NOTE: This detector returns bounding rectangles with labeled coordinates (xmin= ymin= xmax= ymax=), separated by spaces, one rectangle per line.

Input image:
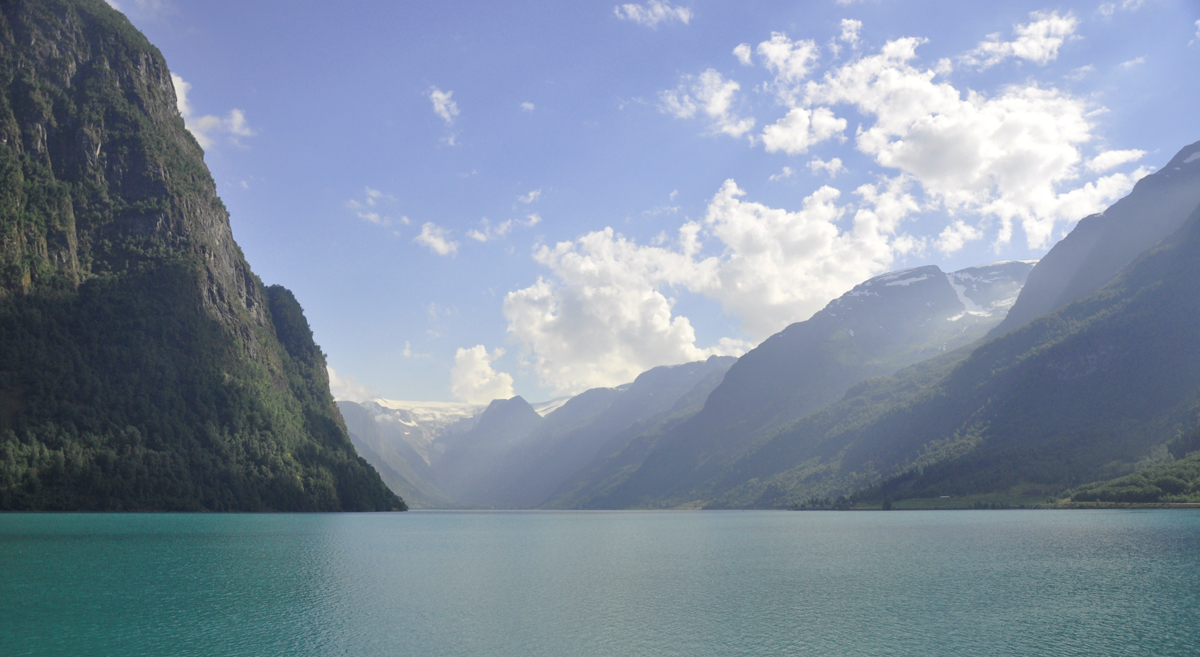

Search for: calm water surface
xmin=2 ymin=510 xmax=1198 ymax=656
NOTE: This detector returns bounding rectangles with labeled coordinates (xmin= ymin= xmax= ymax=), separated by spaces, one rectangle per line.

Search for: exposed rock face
xmin=0 ymin=0 xmax=402 ymax=511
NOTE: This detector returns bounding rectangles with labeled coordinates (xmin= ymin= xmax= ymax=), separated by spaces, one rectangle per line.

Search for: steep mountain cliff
xmin=0 ymin=0 xmax=402 ymax=510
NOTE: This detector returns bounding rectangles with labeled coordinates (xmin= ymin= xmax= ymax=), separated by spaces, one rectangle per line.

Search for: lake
xmin=2 ymin=510 xmax=1198 ymax=656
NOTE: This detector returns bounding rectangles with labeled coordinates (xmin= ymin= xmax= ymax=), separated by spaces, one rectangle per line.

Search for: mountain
xmin=0 ymin=0 xmax=401 ymax=511
xmin=483 ymin=355 xmax=737 ymax=508
xmin=336 ymin=356 xmax=736 ymax=508
xmin=562 ymin=261 xmax=1033 ymax=508
xmin=697 ymin=143 xmax=1200 ymax=508
xmin=338 ymin=401 xmax=451 ymax=508
xmin=990 ymin=140 xmax=1200 ymax=337
xmin=432 ymin=396 xmax=546 ymax=503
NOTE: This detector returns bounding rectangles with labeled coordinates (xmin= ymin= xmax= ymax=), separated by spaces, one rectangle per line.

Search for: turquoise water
xmin=2 ymin=511 xmax=1198 ymax=656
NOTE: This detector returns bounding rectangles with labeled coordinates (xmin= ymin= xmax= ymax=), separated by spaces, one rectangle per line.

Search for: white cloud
xmin=327 ymin=366 xmax=376 ymax=403
xmin=733 ymin=43 xmax=753 ymax=66
xmin=769 ymin=166 xmax=795 ymax=182
xmin=414 ymin=222 xmax=459 ymax=255
xmin=347 ymin=186 xmax=407 ymax=227
xmin=467 ymin=218 xmax=514 ymax=242
xmin=962 ymin=11 xmax=1078 ymax=69
xmin=524 ymin=213 xmax=543 ymax=227
xmin=1194 ymin=20 xmax=1200 ymax=45
xmin=429 ymin=87 xmax=460 ymax=145
xmin=1066 ymin=64 xmax=1094 ymax=80
xmin=659 ymin=69 xmax=755 ymax=138
xmin=760 ymin=106 xmax=846 ymax=154
xmin=451 ymin=346 xmax=514 ymax=404
xmin=519 ymin=189 xmax=542 ymax=203
xmin=104 ymin=0 xmax=120 ymax=9
xmin=1087 ymin=149 xmax=1145 ymax=172
xmin=170 ymin=74 xmax=255 ymax=150
xmin=839 ymin=19 xmax=863 ymax=48
xmin=808 ymin=157 xmax=846 ymax=177
xmin=504 ymin=179 xmax=918 ymax=392
xmin=613 ymin=0 xmax=692 ymax=27
xmin=429 ymin=87 xmax=459 ymax=125
xmin=935 ymin=219 xmax=984 ymax=254
xmin=521 ymin=101 xmax=536 ymax=111
xmin=1119 ymin=56 xmax=1146 ymax=69
xmin=757 ymin=32 xmax=820 ymax=106
xmin=806 ymin=36 xmax=1136 ymax=248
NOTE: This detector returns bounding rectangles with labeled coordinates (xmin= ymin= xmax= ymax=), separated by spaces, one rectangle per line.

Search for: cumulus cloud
xmin=170 ymin=74 xmax=255 ymax=150
xmin=327 ymin=366 xmax=376 ymax=403
xmin=519 ymin=189 xmax=542 ymax=203
xmin=521 ymin=101 xmax=536 ymax=111
xmin=808 ymin=157 xmax=845 ymax=177
xmin=614 ymin=0 xmax=692 ymax=27
xmin=1087 ymin=149 xmax=1145 ymax=172
xmin=769 ymin=166 xmax=795 ymax=182
xmin=414 ymin=222 xmax=459 ymax=255
xmin=1119 ymin=56 xmax=1146 ymax=69
xmin=757 ymin=32 xmax=820 ymax=106
xmin=450 ymin=346 xmax=515 ymax=404
xmin=660 ymin=69 xmax=755 ymax=138
xmin=935 ymin=219 xmax=984 ymax=254
xmin=104 ymin=0 xmax=120 ymax=9
xmin=806 ymin=35 xmax=1137 ymax=248
xmin=962 ymin=11 xmax=1078 ymax=69
xmin=839 ymin=19 xmax=863 ymax=48
xmin=733 ymin=43 xmax=753 ymax=66
xmin=760 ymin=106 xmax=846 ymax=154
xmin=504 ymin=179 xmax=918 ymax=392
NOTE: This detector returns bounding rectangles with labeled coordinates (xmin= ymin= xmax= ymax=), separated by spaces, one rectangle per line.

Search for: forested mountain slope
xmin=0 ymin=0 xmax=401 ymax=511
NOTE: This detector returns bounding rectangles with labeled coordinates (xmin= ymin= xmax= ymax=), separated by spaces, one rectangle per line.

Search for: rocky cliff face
xmin=0 ymin=0 xmax=262 ymax=330
xmin=0 ymin=0 xmax=402 ymax=511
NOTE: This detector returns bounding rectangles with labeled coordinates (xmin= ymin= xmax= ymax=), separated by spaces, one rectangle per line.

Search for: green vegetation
xmin=1062 ymin=453 xmax=1200 ymax=505
xmin=0 ymin=0 xmax=402 ymax=510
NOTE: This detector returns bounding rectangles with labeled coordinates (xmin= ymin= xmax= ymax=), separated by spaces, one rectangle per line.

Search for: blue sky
xmin=114 ymin=0 xmax=1200 ymax=403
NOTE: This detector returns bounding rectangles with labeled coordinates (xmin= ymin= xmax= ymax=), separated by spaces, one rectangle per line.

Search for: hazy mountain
xmin=697 ymin=142 xmax=1200 ymax=508
xmin=990 ymin=140 xmax=1200 ymax=337
xmin=478 ymin=356 xmax=737 ymax=509
xmin=0 ymin=0 xmax=401 ymax=511
xmin=565 ymin=261 xmax=1034 ymax=508
xmin=337 ymin=357 xmax=736 ymax=508
xmin=337 ymin=401 xmax=452 ymax=508
xmin=432 ymin=396 xmax=546 ymax=503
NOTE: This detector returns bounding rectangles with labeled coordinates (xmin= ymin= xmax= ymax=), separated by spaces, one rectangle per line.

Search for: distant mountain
xmin=337 ymin=401 xmax=452 ymax=508
xmin=0 ymin=0 xmax=400 ymax=511
xmin=990 ymin=140 xmax=1200 ymax=337
xmin=696 ymin=142 xmax=1200 ymax=508
xmin=564 ymin=261 xmax=1034 ymax=508
xmin=483 ymin=356 xmax=737 ymax=508
xmin=433 ymin=396 xmax=546 ymax=503
xmin=338 ymin=356 xmax=736 ymax=508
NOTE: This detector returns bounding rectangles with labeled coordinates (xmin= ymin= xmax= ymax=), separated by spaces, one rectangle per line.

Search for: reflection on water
xmin=2 ymin=510 xmax=1199 ymax=656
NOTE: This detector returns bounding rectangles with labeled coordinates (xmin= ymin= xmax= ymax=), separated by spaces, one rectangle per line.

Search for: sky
xmin=112 ymin=0 xmax=1200 ymax=404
